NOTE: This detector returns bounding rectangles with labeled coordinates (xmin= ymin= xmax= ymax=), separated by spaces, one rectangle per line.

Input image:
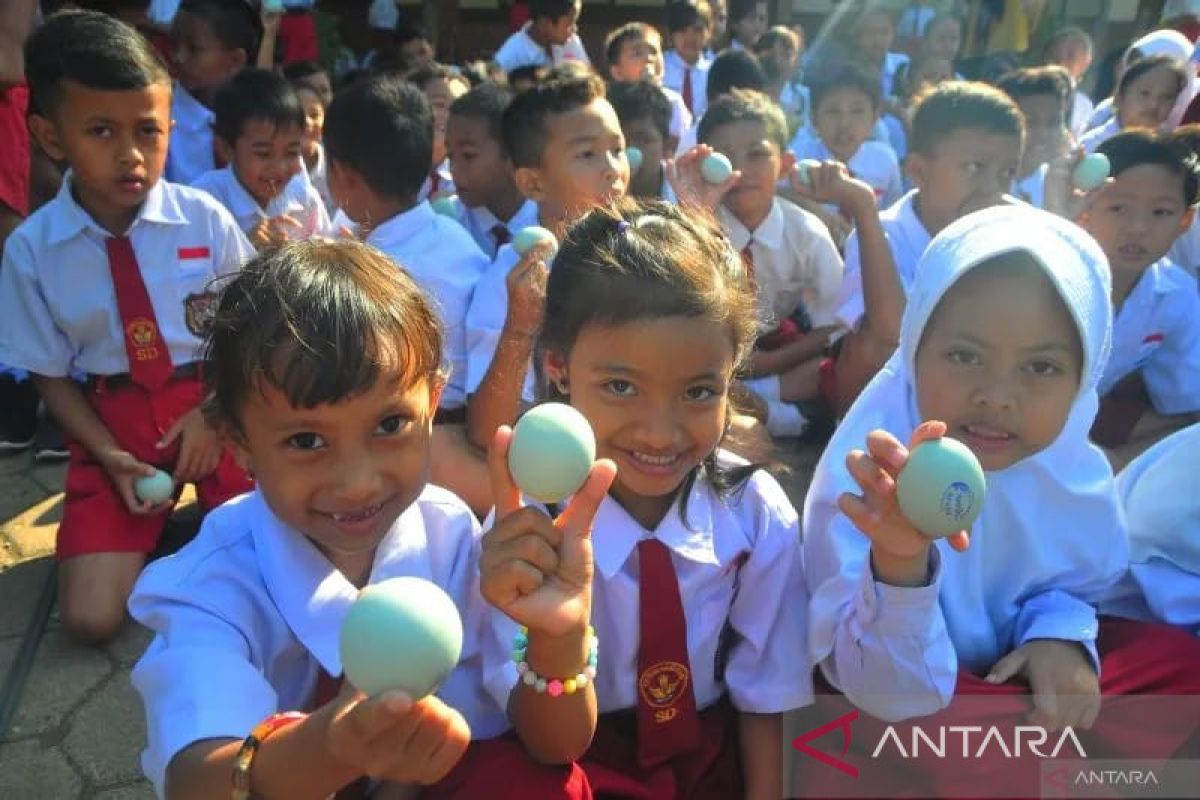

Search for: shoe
xmin=0 ymin=375 xmax=38 ymax=452
xmin=33 ymin=419 xmax=69 ymax=462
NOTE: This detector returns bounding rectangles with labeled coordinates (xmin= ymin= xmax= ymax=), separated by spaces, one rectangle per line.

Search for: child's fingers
xmin=908 ymin=419 xmax=948 ymax=449
xmin=273 ymin=214 xmax=303 ymax=230
xmin=1079 ymin=694 xmax=1101 ymax=730
xmin=837 ymin=491 xmax=880 ymax=533
xmin=862 ymin=432 xmax=909 ymax=478
xmin=986 ymin=647 xmax=1028 ymax=684
xmin=554 ymin=458 xmax=618 ymax=542
xmin=487 ymin=426 xmax=523 ymax=519
xmin=337 ymin=690 xmax=415 ymax=747
xmin=947 ymin=530 xmax=971 ymax=552
xmin=845 ymin=449 xmax=897 ymax=509
xmin=481 ymin=526 xmax=561 ymax=576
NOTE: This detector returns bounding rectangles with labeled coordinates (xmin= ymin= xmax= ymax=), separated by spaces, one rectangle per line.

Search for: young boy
xmin=662 ymin=0 xmax=712 ymax=119
xmin=289 ymin=79 xmax=333 ymax=213
xmin=726 ymin=0 xmax=767 ymax=51
xmin=410 ymin=65 xmax=471 ymax=200
xmin=166 ymin=0 xmax=260 ymax=184
xmin=790 ymin=65 xmax=902 ymax=208
xmin=323 ymin=74 xmax=488 ymax=423
xmin=673 ymin=47 xmax=767 ymax=156
xmin=604 ymin=22 xmax=691 ymax=153
xmin=852 ymin=5 xmax=908 ymax=99
xmin=608 ymin=80 xmax=676 ymax=201
xmin=445 ymin=83 xmax=539 ymax=259
xmin=0 ymin=10 xmax=254 ymax=644
xmin=493 ymin=0 xmax=590 ymax=75
xmin=754 ymin=25 xmax=806 ymax=129
xmin=1078 ymin=131 xmax=1200 ymax=445
xmin=1042 ymin=26 xmax=1095 ymax=136
xmin=281 ymin=59 xmax=333 ymax=107
xmin=192 ymin=68 xmax=330 ymax=248
xmin=396 ymin=23 xmax=436 ymax=74
xmin=997 ymin=66 xmax=1072 ymax=208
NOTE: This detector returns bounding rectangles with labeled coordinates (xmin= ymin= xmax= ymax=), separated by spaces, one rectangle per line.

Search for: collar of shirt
xmin=172 ymin=83 xmax=213 ymax=131
xmin=591 ymin=476 xmax=721 ymax=579
xmin=467 ymin=202 xmax=502 ymax=234
xmin=719 ymin=198 xmax=784 ymax=252
xmin=46 ymin=172 xmax=187 ymax=245
xmin=366 ymin=200 xmax=436 ymax=251
xmin=664 ymin=49 xmax=710 ymax=74
xmin=892 ymin=189 xmax=932 ymax=254
xmin=471 ymin=197 xmax=538 ymax=235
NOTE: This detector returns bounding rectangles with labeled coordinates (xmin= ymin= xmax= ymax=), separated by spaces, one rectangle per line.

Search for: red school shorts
xmin=56 ymin=373 xmax=253 ymax=561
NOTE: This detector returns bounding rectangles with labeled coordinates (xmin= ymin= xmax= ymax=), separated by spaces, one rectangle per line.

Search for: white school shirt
xmin=0 ymin=176 xmax=253 ymax=378
xmin=1167 ymin=214 xmax=1200 ymax=278
xmin=165 ymin=84 xmax=215 ymax=186
xmin=1079 ymin=116 xmax=1120 ymax=154
xmin=306 ymin=143 xmax=334 ymax=214
xmin=365 ymin=202 xmax=487 ymax=410
xmin=718 ymin=198 xmax=844 ymax=334
xmin=779 ymin=81 xmax=811 ymax=130
xmin=480 ymin=458 xmax=812 ymax=716
xmin=837 ymin=189 xmax=932 ymax=329
xmin=1070 ymin=90 xmax=1096 ymax=138
xmin=674 ymin=121 xmax=699 ymax=158
xmin=464 ymin=243 xmax=538 ymax=402
xmin=191 ymin=166 xmax=331 ymax=243
xmin=662 ymin=85 xmax=693 ymax=141
xmin=1099 ymin=259 xmax=1200 ymax=413
xmin=129 ymin=487 xmax=509 ymax=798
xmin=788 ymin=131 xmax=903 ymax=209
xmin=1012 ymin=163 xmax=1050 ymax=209
xmin=419 ymin=159 xmax=457 ymax=202
xmin=662 ymin=49 xmax=711 ymax=121
xmin=451 ymin=197 xmax=539 ymax=260
xmin=493 ymin=25 xmax=591 ymax=73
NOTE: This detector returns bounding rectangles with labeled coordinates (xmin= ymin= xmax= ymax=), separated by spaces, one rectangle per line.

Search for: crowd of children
xmin=1 ymin=1 xmax=1200 ymax=798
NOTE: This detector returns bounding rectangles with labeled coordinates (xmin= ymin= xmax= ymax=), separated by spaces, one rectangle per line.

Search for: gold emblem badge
xmin=126 ymin=317 xmax=160 ymax=361
xmin=639 ymin=661 xmax=690 ymax=722
xmin=184 ymin=291 xmax=219 ymax=337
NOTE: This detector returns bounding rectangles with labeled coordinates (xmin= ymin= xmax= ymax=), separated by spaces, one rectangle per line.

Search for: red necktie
xmin=312 ymin=668 xmax=371 ymax=799
xmin=429 ymin=169 xmax=441 ymax=196
xmin=681 ymin=68 xmax=694 ymax=114
xmin=741 ymin=241 xmax=757 ymax=284
xmin=106 ymin=237 xmax=174 ymax=389
xmin=636 ymin=539 xmax=701 ymax=767
xmin=491 ymin=223 xmax=511 ymax=254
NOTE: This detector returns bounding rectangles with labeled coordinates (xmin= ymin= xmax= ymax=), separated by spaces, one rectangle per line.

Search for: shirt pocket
xmin=175 ymin=247 xmax=220 ymax=337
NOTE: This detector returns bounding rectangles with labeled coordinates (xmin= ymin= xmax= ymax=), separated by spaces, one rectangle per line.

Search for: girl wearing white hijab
xmin=797 ymin=205 xmax=1200 ymax=798
xmin=1083 ymin=28 xmax=1199 ymax=134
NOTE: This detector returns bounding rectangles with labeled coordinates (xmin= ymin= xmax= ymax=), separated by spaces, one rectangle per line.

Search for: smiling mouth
xmin=322 ymin=500 xmax=386 ymax=525
xmin=960 ymin=423 xmax=1016 ymax=449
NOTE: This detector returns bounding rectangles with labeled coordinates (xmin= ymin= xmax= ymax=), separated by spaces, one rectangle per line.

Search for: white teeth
xmin=331 ymin=503 xmax=382 ymax=523
xmin=632 ymin=451 xmax=677 ymax=466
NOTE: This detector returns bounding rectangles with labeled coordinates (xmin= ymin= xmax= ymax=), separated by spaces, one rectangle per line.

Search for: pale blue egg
xmin=626 ymin=146 xmax=644 ymax=173
xmin=513 ymin=225 xmax=558 ymax=259
xmin=700 ymin=152 xmax=734 ymax=185
xmin=340 ymin=577 xmax=464 ymax=698
xmin=430 ymin=196 xmax=457 ymax=217
xmin=134 ymin=470 xmax=175 ymax=505
xmin=508 ymin=403 xmax=596 ymax=503
xmin=1072 ymin=153 xmax=1110 ymax=192
xmin=895 ymin=437 xmax=986 ymax=539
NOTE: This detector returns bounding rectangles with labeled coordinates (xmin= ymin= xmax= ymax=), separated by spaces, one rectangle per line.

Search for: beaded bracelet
xmin=512 ymin=625 xmax=599 ymax=697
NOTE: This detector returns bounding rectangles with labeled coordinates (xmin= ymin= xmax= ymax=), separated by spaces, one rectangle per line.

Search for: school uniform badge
xmin=639 ymin=661 xmax=690 ymax=722
xmin=184 ymin=292 xmax=219 ymax=337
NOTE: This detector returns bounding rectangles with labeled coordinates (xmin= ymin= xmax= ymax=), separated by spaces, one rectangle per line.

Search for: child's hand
xmin=789 ymin=159 xmax=875 ymax=218
xmin=479 ymin=425 xmax=617 ymax=637
xmin=1043 ymin=148 xmax=1111 ymax=221
xmin=95 ymin=446 xmax=173 ymax=516
xmin=503 ymin=245 xmax=551 ymax=338
xmin=323 ymin=689 xmax=471 ymax=786
xmin=157 ymin=407 xmax=222 ymax=483
xmin=666 ymin=144 xmax=741 ymax=211
xmin=838 ymin=420 xmax=970 ymax=586
xmin=249 ymin=215 xmax=302 ymax=249
xmin=260 ymin=6 xmax=282 ymax=34
xmin=986 ymin=640 xmax=1101 ymax=731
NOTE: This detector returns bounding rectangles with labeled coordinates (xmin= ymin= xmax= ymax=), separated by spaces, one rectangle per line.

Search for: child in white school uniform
xmin=192 ymin=68 xmax=330 ymax=249
xmin=851 ymin=5 xmax=909 ymax=99
xmin=604 ymin=22 xmax=692 ymax=153
xmin=290 ymin=81 xmax=334 ymax=214
xmin=165 ymin=0 xmax=259 ymax=184
xmin=799 ymin=204 xmax=1200 ymax=799
xmin=608 ymin=81 xmax=678 ymax=203
xmin=725 ymin=0 xmax=766 ymax=52
xmin=662 ymin=0 xmax=712 ymax=121
xmin=1080 ymin=55 xmax=1190 ymax=154
xmin=996 ymin=66 xmax=1073 ymax=209
xmin=426 ymin=199 xmax=810 ymax=800
xmin=412 ymin=65 xmax=470 ymax=201
xmin=0 ymin=10 xmax=255 ymax=646
xmin=493 ymin=0 xmax=590 ymax=75
xmin=129 ymin=240 xmax=510 ymax=799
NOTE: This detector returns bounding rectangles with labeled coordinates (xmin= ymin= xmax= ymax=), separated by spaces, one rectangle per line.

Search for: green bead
xmin=895 ymin=437 xmax=987 ymax=539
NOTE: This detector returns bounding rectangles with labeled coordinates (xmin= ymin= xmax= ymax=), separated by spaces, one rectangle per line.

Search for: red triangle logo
xmin=791 ymin=709 xmax=859 ymax=777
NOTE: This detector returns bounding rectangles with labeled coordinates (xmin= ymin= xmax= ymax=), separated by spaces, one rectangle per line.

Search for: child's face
xmin=612 ymin=34 xmax=664 ymax=85
xmin=707 ymin=119 xmax=792 ymax=226
xmin=400 ymin=38 xmax=435 ymax=73
xmin=233 ymin=372 xmax=442 ymax=569
xmin=621 ymin=116 xmax=666 ymax=198
xmin=1015 ymin=94 xmax=1067 ymax=173
xmin=671 ymin=22 xmax=708 ymax=64
xmin=922 ymin=18 xmax=961 ymax=62
xmin=915 ymin=263 xmax=1082 ymax=471
xmin=909 ymin=57 xmax=954 ymax=95
xmin=170 ymin=10 xmax=244 ymax=98
xmin=855 ymin=12 xmax=895 ymax=65
xmin=907 ymin=129 xmax=1021 ymax=234
xmin=522 ymin=98 xmax=629 ymax=221
xmin=1117 ymin=66 xmax=1180 ymax=129
xmin=296 ymin=87 xmax=325 ymax=154
xmin=1049 ymin=40 xmax=1091 ymax=82
xmin=300 ymin=72 xmax=334 ymax=108
xmin=1080 ymin=164 xmax=1194 ymax=275
xmin=764 ymin=36 xmax=799 ymax=80
xmin=423 ymin=77 xmax=468 ymax=167
xmin=813 ymin=86 xmax=877 ymax=163
xmin=731 ymin=2 xmax=767 ymax=47
xmin=224 ymin=120 xmax=305 ymax=208
xmin=31 ymin=80 xmax=171 ymax=234
xmin=548 ymin=1 xmax=583 ymax=46
xmin=709 ymin=0 xmax=728 ymax=42
xmin=547 ymin=315 xmax=735 ymax=526
xmin=446 ymin=113 xmax=515 ymax=210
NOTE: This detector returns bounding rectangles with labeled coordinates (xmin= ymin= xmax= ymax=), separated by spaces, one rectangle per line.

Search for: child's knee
xmin=57 ymin=553 xmax=143 ymax=645
xmin=58 ymin=592 xmax=127 ymax=644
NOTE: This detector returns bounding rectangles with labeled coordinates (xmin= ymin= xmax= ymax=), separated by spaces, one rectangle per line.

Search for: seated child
xmin=0 ymin=10 xmax=254 ymax=644
xmin=886 ymin=50 xmax=955 ymax=160
xmin=281 ymin=59 xmax=333 ymax=108
xmin=166 ymin=0 xmax=259 ymax=184
xmin=800 ymin=204 xmax=1200 ymax=798
xmin=192 ymin=68 xmax=330 ymax=248
xmin=673 ymin=48 xmax=767 ymax=157
xmin=754 ymin=25 xmax=807 ymax=130
xmin=323 ymin=75 xmax=488 ymax=421
xmin=996 ymin=66 xmax=1073 ymax=208
xmin=1078 ymin=130 xmax=1200 ymax=446
xmin=604 ymin=21 xmax=691 ymax=152
xmin=445 ymin=83 xmax=539 ymax=259
xmin=494 ymin=0 xmax=590 ymax=74
xmin=1041 ymin=26 xmax=1095 ymax=136
xmin=427 ymin=199 xmax=810 ymax=800
xmin=851 ymin=5 xmax=909 ymax=99
xmin=914 ymin=13 xmax=962 ymax=70
xmin=129 ymin=240 xmax=509 ymax=798
xmin=726 ymin=0 xmax=766 ymax=51
xmin=662 ymin=0 xmax=712 ymax=119
xmin=411 ymin=64 xmax=471 ymax=200
xmin=290 ymin=80 xmax=333 ymax=213
xmin=1082 ymin=29 xmax=1193 ymax=135
xmin=608 ymin=80 xmax=676 ymax=201
xmin=789 ymin=65 xmax=903 ymax=209
xmin=396 ymin=23 xmax=437 ymax=74
xmin=1080 ymin=54 xmax=1188 ymax=153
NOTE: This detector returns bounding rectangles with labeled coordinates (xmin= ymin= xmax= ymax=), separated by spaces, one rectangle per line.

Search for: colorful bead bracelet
xmin=512 ymin=625 xmax=598 ymax=697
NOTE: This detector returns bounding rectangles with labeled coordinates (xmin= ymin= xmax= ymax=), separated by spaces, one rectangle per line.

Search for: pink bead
xmin=547 ymin=679 xmax=564 ymax=697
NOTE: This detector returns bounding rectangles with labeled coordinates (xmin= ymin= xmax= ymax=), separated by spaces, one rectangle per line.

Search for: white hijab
xmin=1086 ymin=28 xmax=1199 ymax=132
xmin=804 ymin=205 xmax=1129 ymax=673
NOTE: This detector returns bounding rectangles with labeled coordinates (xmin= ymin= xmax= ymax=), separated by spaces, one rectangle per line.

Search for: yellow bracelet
xmin=231 ymin=711 xmax=306 ymax=800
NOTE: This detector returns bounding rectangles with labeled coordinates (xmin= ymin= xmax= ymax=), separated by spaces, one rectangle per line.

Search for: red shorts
xmin=278 ymin=11 xmax=319 ymax=65
xmin=56 ymin=374 xmax=252 ymax=561
xmin=0 ymin=84 xmax=30 ymax=217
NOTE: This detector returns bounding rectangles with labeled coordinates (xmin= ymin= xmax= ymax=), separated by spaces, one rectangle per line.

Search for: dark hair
xmin=502 ymin=74 xmax=607 ymax=168
xmin=665 ymin=0 xmax=710 ymax=34
xmin=506 ymin=63 xmax=548 ymax=88
xmin=608 ymin=80 xmax=672 ymax=140
xmin=540 ymin=199 xmax=759 ymax=517
xmin=1115 ymin=54 xmax=1187 ymax=99
xmin=698 ymin=88 xmax=788 ymax=150
xmin=1174 ymin=122 xmax=1200 ymax=156
xmin=324 ymin=74 xmax=433 ymax=201
xmin=212 ymin=68 xmax=305 ymax=144
xmin=25 ymin=9 xmax=169 ymax=118
xmin=754 ymin=25 xmax=798 ymax=55
xmin=409 ymin=64 xmax=470 ymax=95
xmin=706 ymin=48 xmax=767 ymax=102
xmin=395 ymin=23 xmax=430 ymax=49
xmin=529 ymin=0 xmax=577 ymax=22
xmin=449 ymin=83 xmax=514 ymax=144
xmin=810 ymin=64 xmax=882 ymax=113
xmin=177 ymin=0 xmax=261 ymax=59
xmin=204 ymin=240 xmax=445 ymax=434
xmin=728 ymin=0 xmax=765 ymax=27
xmin=909 ymin=80 xmax=1024 ymax=155
xmin=1098 ymin=129 xmax=1200 ymax=207
xmin=996 ymin=65 xmax=1072 ymax=105
xmin=604 ymin=22 xmax=659 ymax=69
xmin=282 ymin=60 xmax=324 ymax=83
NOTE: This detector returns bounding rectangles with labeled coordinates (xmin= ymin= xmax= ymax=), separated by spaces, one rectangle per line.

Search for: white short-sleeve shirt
xmin=662 ymin=85 xmax=693 ymax=141
xmin=464 ymin=243 xmax=538 ymax=402
xmin=493 ymin=25 xmax=591 ymax=73
xmin=788 ymin=131 xmax=904 ymax=209
xmin=1013 ymin=163 xmax=1050 ymax=209
xmin=165 ymin=84 xmax=215 ymax=186
xmin=1079 ymin=117 xmax=1120 ymax=154
xmin=0 ymin=176 xmax=254 ymax=378
xmin=1100 ymin=259 xmax=1200 ymax=413
xmin=191 ymin=166 xmax=331 ymax=243
xmin=451 ymin=197 xmax=539 ymax=261
xmin=480 ymin=458 xmax=812 ymax=717
xmin=129 ymin=487 xmax=509 ymax=798
xmin=662 ymin=50 xmax=711 ymax=121
xmin=1167 ymin=213 xmax=1200 ymax=278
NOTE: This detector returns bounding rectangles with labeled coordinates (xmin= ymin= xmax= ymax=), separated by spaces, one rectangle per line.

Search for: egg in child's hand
xmin=508 ymin=403 xmax=596 ymax=504
xmin=895 ymin=437 xmax=986 ymax=539
xmin=795 ymin=159 xmax=822 ymax=187
xmin=340 ymin=577 xmax=464 ymax=699
xmin=700 ymin=152 xmax=734 ymax=184
xmin=430 ymin=196 xmax=457 ymax=217
xmin=626 ymin=146 xmax=644 ymax=173
xmin=1072 ymin=153 xmax=1110 ymax=192
xmin=134 ymin=470 xmax=175 ymax=505
xmin=513 ymin=226 xmax=558 ymax=259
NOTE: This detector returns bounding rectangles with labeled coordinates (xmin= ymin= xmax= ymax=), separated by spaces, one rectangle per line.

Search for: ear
xmin=543 ymin=348 xmax=569 ymax=389
xmin=905 ymin=151 xmax=928 ymax=189
xmin=514 ymin=165 xmax=546 ymax=203
xmin=228 ymin=47 xmax=248 ymax=73
xmin=28 ymin=114 xmax=66 ymax=162
xmin=1180 ymin=205 xmax=1196 ymax=235
xmin=215 ymin=136 xmax=234 ymax=166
